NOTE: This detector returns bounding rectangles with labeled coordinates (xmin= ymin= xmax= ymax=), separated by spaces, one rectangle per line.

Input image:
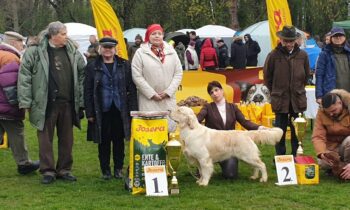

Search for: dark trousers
xmin=274 ymin=110 xmax=299 ymax=156
xmin=98 ymin=104 xmax=125 ymax=173
xmin=37 ymin=102 xmax=73 ymax=176
xmin=219 ymin=157 xmax=238 ymax=179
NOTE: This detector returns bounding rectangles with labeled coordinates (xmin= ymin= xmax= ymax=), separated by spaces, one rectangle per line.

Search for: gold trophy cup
xmin=293 ymin=113 xmax=307 ymax=156
xmin=166 ymin=133 xmax=182 ymax=195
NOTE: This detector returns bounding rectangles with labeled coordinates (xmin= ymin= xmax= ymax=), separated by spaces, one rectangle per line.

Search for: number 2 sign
xmin=144 ymin=165 xmax=168 ymax=196
xmin=275 ymin=155 xmax=298 ymax=186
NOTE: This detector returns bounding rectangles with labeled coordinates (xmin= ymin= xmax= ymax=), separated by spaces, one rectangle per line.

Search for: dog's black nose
xmin=253 ymin=94 xmax=264 ymax=102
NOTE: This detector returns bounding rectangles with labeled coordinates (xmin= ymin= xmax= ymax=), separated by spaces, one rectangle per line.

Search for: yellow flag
xmin=266 ymin=0 xmax=292 ymax=49
xmin=91 ymin=0 xmax=128 ymax=60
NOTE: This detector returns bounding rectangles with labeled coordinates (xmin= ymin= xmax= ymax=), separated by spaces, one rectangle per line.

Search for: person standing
xmin=189 ymin=31 xmax=202 ymax=61
xmin=128 ymin=34 xmax=143 ymax=62
xmin=216 ymin=39 xmax=229 ymax=69
xmin=0 ymin=31 xmax=39 ymax=175
xmin=230 ymin=36 xmax=246 ymax=69
xmin=263 ymin=25 xmax=310 ymax=157
xmin=84 ymin=37 xmax=138 ymax=180
xmin=84 ymin=35 xmax=99 ymax=64
xmin=132 ymin=24 xmax=183 ymax=131
xmin=175 ymin=42 xmax=186 ymax=70
xmin=244 ymin=34 xmax=261 ymax=66
xmin=184 ymin=41 xmax=199 ymax=70
xmin=200 ymin=38 xmax=218 ymax=70
xmin=315 ymin=27 xmax=350 ymax=104
xmin=18 ymin=21 xmax=86 ymax=184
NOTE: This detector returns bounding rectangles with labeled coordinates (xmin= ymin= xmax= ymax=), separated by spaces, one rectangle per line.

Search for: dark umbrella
xmin=164 ymin=32 xmax=190 ymax=47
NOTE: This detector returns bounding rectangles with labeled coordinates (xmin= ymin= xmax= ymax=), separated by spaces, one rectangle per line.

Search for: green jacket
xmin=18 ymin=36 xmax=85 ymax=131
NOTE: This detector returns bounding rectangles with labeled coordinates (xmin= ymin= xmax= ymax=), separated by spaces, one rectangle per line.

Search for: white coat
xmin=132 ymin=42 xmax=183 ymax=112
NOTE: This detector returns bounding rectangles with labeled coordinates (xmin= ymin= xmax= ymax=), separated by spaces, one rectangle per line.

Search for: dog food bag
xmin=128 ymin=111 xmax=168 ymax=195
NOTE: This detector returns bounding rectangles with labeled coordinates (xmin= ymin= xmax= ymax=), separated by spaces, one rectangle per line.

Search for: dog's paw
xmin=250 ymin=175 xmax=259 ymax=180
xmin=259 ymin=177 xmax=268 ymax=182
xmin=197 ymin=181 xmax=208 ymax=186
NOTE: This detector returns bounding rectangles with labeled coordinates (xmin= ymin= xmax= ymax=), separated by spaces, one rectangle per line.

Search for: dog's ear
xmin=187 ymin=114 xmax=197 ymax=129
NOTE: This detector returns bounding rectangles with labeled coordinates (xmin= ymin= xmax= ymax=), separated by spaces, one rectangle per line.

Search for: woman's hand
xmin=158 ymin=92 xmax=169 ymax=99
xmin=87 ymin=117 xmax=95 ymax=123
xmin=151 ymin=94 xmax=162 ymax=101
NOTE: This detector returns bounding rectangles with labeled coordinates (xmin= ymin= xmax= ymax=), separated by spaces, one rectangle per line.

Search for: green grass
xmin=1 ymin=119 xmax=350 ymax=210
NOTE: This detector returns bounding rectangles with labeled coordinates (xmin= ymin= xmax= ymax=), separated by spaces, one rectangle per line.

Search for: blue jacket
xmin=315 ymin=43 xmax=350 ymax=99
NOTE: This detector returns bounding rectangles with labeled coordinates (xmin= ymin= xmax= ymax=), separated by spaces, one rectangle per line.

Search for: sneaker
xmin=41 ymin=175 xmax=55 ymax=184
xmin=102 ymin=170 xmax=112 ymax=180
xmin=57 ymin=173 xmax=77 ymax=182
xmin=18 ymin=160 xmax=40 ymax=175
xmin=114 ymin=169 xmax=123 ymax=179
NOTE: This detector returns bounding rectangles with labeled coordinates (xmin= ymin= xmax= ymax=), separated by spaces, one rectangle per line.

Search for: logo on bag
xmin=136 ymin=125 xmax=165 ymax=132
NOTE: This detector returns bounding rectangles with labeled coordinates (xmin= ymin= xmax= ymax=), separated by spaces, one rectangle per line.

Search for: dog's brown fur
xmin=323 ymin=151 xmax=346 ymax=179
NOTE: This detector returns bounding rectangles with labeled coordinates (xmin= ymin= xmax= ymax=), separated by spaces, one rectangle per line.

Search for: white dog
xmin=169 ymin=106 xmax=283 ymax=186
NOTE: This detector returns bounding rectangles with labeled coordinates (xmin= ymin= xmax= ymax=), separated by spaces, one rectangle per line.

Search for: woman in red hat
xmin=131 ymin=24 xmax=183 ymax=132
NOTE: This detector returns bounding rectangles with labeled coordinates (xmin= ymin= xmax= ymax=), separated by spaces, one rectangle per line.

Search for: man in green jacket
xmin=18 ymin=21 xmax=85 ymax=184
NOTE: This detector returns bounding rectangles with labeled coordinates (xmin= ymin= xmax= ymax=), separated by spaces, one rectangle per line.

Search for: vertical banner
xmin=91 ymin=0 xmax=128 ymax=60
xmin=266 ymin=0 xmax=292 ymax=49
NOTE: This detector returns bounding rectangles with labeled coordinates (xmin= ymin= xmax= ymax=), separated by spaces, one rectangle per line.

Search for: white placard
xmin=144 ymin=165 xmax=168 ymax=196
xmin=274 ymin=155 xmax=298 ymax=186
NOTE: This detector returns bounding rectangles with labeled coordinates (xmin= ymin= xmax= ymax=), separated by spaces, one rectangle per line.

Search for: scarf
xmin=151 ymin=43 xmax=165 ymax=63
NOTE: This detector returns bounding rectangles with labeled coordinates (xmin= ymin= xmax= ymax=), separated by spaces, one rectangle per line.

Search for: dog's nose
xmin=253 ymin=94 xmax=264 ymax=102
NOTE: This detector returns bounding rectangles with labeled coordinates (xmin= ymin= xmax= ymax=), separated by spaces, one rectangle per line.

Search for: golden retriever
xmin=169 ymin=106 xmax=283 ymax=186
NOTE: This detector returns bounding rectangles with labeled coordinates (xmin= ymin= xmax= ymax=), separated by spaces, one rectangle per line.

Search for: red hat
xmin=144 ymin=24 xmax=164 ymax=42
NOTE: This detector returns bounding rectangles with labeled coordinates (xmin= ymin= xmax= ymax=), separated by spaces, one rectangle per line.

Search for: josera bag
xmin=127 ymin=111 xmax=168 ymax=195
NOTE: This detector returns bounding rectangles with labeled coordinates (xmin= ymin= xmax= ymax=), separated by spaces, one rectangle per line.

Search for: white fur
xmin=170 ymin=106 xmax=283 ymax=186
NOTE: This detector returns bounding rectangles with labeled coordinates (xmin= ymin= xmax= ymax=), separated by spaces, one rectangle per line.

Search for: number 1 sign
xmin=144 ymin=165 xmax=168 ymax=196
xmin=275 ymin=155 xmax=298 ymax=186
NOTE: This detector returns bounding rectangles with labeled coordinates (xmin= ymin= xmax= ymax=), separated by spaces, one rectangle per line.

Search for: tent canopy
xmin=240 ymin=20 xmax=307 ymax=66
xmin=195 ymin=25 xmax=236 ymax=38
xmin=333 ymin=20 xmax=350 ymax=29
xmin=123 ymin=28 xmax=146 ymax=43
xmin=64 ymin=22 xmax=97 ymax=58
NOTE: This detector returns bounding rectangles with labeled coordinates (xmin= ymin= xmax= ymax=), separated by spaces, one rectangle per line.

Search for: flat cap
xmin=99 ymin=37 xmax=117 ymax=47
xmin=4 ymin=31 xmax=26 ymax=41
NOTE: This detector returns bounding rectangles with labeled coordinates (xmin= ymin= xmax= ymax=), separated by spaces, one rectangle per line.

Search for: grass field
xmin=1 ymin=119 xmax=350 ymax=210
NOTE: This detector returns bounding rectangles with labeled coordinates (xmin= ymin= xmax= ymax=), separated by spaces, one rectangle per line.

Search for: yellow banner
xmin=266 ymin=0 xmax=292 ymax=49
xmin=91 ymin=0 xmax=128 ymax=60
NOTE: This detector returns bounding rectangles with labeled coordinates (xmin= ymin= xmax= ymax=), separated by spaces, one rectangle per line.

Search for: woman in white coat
xmin=132 ymin=24 xmax=183 ymax=129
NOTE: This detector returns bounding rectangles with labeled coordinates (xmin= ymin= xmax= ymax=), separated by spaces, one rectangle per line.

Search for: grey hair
xmin=46 ymin=21 xmax=66 ymax=38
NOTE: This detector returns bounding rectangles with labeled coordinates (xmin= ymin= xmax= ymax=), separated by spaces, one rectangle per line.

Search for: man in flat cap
xmin=84 ymin=36 xmax=137 ymax=179
xmin=0 ymin=31 xmax=39 ymax=175
xmin=18 ymin=21 xmax=86 ymax=184
xmin=263 ymin=25 xmax=310 ymax=157
xmin=315 ymin=27 xmax=350 ymax=104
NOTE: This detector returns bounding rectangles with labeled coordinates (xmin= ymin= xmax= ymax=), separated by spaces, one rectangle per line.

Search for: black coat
xmin=230 ymin=39 xmax=247 ymax=69
xmin=84 ymin=55 xmax=138 ymax=143
xmin=217 ymin=44 xmax=229 ymax=68
xmin=245 ymin=39 xmax=261 ymax=66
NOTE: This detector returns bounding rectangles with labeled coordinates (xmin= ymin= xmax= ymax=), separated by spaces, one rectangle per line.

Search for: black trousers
xmin=274 ymin=109 xmax=299 ymax=157
xmin=98 ymin=104 xmax=125 ymax=173
xmin=219 ymin=157 xmax=238 ymax=179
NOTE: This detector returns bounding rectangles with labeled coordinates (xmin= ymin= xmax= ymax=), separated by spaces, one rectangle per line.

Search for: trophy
xmin=293 ymin=113 xmax=307 ymax=156
xmin=165 ymin=133 xmax=182 ymax=195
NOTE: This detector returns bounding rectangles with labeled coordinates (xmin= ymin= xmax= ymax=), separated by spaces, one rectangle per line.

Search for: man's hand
xmin=320 ymin=153 xmax=334 ymax=167
xmin=151 ymin=94 xmax=162 ymax=101
xmin=340 ymin=163 xmax=350 ymax=180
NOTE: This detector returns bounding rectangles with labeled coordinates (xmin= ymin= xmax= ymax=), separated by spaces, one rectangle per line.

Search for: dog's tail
xmin=245 ymin=127 xmax=283 ymax=145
